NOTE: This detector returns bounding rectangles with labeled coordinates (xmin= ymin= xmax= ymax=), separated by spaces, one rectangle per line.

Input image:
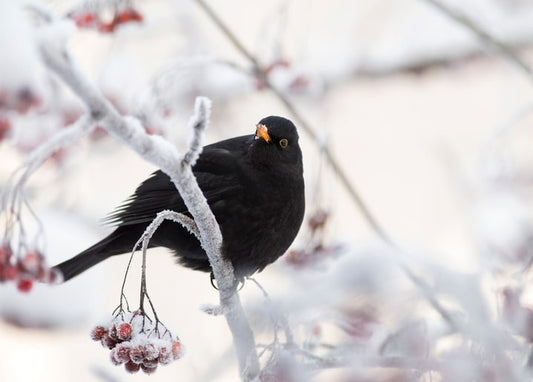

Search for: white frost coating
xmin=23 ymin=114 xmax=93 ymax=176
xmin=35 ymin=19 xmax=75 ymax=59
xmin=182 ymin=97 xmax=211 ymax=166
xmin=35 ymin=14 xmax=259 ymax=379
xmin=134 ymin=210 xmax=200 ymax=252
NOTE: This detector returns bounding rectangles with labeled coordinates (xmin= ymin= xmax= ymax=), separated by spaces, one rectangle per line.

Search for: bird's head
xmin=251 ymin=116 xmax=303 ymax=176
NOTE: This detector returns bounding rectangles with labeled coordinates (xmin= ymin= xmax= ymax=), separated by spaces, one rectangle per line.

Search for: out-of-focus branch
xmin=423 ymin=0 xmax=533 ymax=81
xmin=36 ymin=18 xmax=259 ymax=381
xmin=23 ymin=114 xmax=93 ymax=178
xmin=194 ymin=0 xmax=391 ymax=248
xmin=194 ymin=0 xmax=460 ymax=334
xmin=295 ymin=348 xmax=442 ymax=373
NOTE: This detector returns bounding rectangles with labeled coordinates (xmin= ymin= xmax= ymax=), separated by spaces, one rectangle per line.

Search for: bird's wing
xmin=104 ymin=142 xmax=247 ymax=227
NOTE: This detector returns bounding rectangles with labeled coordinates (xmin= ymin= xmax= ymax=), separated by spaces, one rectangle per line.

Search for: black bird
xmin=53 ymin=116 xmax=305 ymax=282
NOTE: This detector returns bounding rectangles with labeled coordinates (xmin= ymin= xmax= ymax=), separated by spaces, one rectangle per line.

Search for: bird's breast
xmin=215 ymin=173 xmax=304 ymax=277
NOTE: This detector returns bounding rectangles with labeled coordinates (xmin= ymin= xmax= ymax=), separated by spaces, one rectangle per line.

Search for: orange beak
xmin=255 ymin=124 xmax=271 ymax=143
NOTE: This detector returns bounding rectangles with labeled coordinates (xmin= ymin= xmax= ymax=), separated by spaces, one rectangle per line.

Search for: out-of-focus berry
xmin=16 ymin=279 xmax=33 ymax=293
xmin=172 ymin=341 xmax=182 ymax=360
xmin=124 ymin=360 xmax=140 ymax=374
xmin=91 ymin=326 xmax=108 ymax=341
xmin=117 ymin=322 xmax=132 ymax=341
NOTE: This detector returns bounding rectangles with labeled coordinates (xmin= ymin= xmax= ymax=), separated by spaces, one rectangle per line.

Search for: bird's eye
xmin=279 ymin=138 xmax=289 ymax=148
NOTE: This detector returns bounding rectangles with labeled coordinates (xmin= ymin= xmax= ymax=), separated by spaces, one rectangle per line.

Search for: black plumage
xmin=53 ymin=116 xmax=305 ymax=282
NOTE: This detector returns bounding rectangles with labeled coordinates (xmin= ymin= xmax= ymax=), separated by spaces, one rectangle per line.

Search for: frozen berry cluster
xmin=91 ymin=311 xmax=183 ymax=374
xmin=0 ymin=243 xmax=57 ymax=292
xmin=69 ymin=6 xmax=143 ymax=34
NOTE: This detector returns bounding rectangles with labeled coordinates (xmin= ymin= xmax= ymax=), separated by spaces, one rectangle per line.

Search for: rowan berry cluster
xmin=0 ymin=243 xmax=57 ymax=292
xmin=91 ymin=310 xmax=183 ymax=374
xmin=69 ymin=6 xmax=143 ymax=34
xmin=284 ymin=209 xmax=343 ymax=268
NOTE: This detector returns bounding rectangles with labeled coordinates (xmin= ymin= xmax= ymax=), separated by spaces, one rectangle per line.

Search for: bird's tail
xmin=53 ymin=229 xmax=131 ymax=282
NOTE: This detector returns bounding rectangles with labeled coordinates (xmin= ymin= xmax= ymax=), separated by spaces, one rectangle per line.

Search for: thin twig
xmin=248 ymin=277 xmax=294 ymax=345
xmin=423 ymin=0 xmax=533 ymax=81
xmin=193 ymin=0 xmax=391 ymax=245
xmin=194 ymin=0 xmax=459 ymax=334
xmin=295 ymin=347 xmax=442 ymax=373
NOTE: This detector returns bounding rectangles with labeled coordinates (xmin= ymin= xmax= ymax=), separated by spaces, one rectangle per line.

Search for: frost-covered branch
xmin=23 ymin=114 xmax=94 ymax=177
xmin=136 ymin=210 xmax=200 ymax=245
xmin=34 ymin=16 xmax=259 ymax=381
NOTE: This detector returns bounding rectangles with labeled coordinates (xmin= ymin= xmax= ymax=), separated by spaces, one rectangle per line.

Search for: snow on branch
xmin=30 ymin=12 xmax=260 ymax=381
xmin=182 ymin=98 xmax=209 ymax=167
xmin=23 ymin=113 xmax=93 ymax=177
xmin=137 ymin=210 xmax=200 ymax=244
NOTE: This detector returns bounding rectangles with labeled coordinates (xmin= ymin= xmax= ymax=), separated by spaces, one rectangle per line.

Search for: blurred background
xmin=2 ymin=0 xmax=533 ymax=381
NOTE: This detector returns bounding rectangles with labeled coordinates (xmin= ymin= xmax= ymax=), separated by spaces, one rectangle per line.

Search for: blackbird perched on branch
xmin=53 ymin=116 xmax=305 ymax=282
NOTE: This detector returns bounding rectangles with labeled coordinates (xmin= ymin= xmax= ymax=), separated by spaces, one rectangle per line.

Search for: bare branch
xmin=24 ymin=114 xmax=94 ymax=177
xmin=193 ymin=0 xmax=391 ymax=246
xmin=193 ymin=0 xmax=460 ymax=337
xmin=35 ymin=19 xmax=259 ymax=381
xmin=299 ymin=350 xmax=443 ymax=373
xmin=423 ymin=0 xmax=533 ymax=81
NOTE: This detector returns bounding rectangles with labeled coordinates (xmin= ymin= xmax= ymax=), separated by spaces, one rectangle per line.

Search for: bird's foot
xmin=209 ymin=271 xmax=244 ymax=291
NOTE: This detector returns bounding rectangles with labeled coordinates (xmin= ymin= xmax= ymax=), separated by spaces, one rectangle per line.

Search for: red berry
xmin=62 ymin=109 xmax=82 ymax=126
xmin=129 ymin=9 xmax=143 ymax=22
xmin=116 ymin=9 xmax=132 ymax=23
xmin=144 ymin=126 xmax=159 ymax=135
xmin=115 ymin=8 xmax=143 ymax=24
xmin=117 ymin=322 xmax=132 ymax=341
xmin=19 ymin=251 xmax=40 ymax=275
xmin=51 ymin=148 xmax=68 ymax=164
xmin=158 ymin=346 xmax=172 ymax=365
xmin=101 ymin=333 xmax=117 ymax=349
xmin=141 ymin=364 xmax=158 ymax=374
xmin=171 ymin=341 xmax=182 ymax=360
xmin=109 ymin=325 xmax=118 ymax=341
xmin=4 ymin=265 xmax=18 ymax=281
xmin=73 ymin=12 xmax=96 ymax=27
xmin=0 ymin=243 xmax=11 ymax=263
xmin=142 ymin=358 xmax=158 ymax=369
xmin=90 ymin=326 xmax=107 ymax=341
xmin=312 ymin=325 xmax=322 ymax=337
xmin=129 ymin=345 xmax=144 ymax=364
xmin=110 ymin=344 xmax=131 ymax=365
xmin=115 ymin=343 xmax=131 ymax=362
xmin=110 ymin=348 xmax=123 ymax=366
xmin=143 ymin=342 xmax=158 ymax=361
xmin=81 ymin=12 xmax=95 ymax=25
xmin=98 ymin=22 xmax=115 ymax=33
xmin=17 ymin=279 xmax=33 ymax=293
xmin=308 ymin=210 xmax=329 ymax=231
xmin=15 ymin=87 xmax=40 ymax=113
xmin=124 ymin=360 xmax=140 ymax=373
xmin=90 ymin=126 xmax=107 ymax=140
